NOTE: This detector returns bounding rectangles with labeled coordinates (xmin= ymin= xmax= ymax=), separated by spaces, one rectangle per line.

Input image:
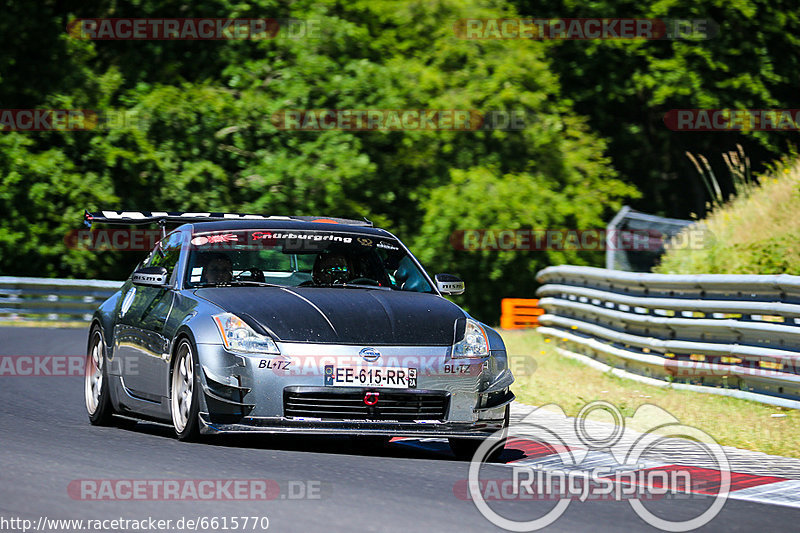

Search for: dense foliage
xmin=513 ymin=0 xmax=800 ymax=215
xmin=1 ymin=0 xmax=798 ymax=321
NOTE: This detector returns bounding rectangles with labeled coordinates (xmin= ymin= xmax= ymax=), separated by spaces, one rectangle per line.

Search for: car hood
xmin=194 ymin=286 xmax=466 ymax=345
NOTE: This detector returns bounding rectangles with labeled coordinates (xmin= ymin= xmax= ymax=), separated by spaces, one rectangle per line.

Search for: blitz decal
xmin=258 ymin=360 xmax=292 ymax=370
xmin=444 ymin=364 xmax=472 ymax=374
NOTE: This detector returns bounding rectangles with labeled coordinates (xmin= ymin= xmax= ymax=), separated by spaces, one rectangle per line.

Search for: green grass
xmin=656 ymin=157 xmax=800 ymax=274
xmin=503 ymin=329 xmax=800 ymax=458
xmin=0 ymin=320 xmax=88 ymax=328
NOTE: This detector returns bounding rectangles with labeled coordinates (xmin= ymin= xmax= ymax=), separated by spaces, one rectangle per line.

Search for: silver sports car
xmin=84 ymin=211 xmax=514 ymax=458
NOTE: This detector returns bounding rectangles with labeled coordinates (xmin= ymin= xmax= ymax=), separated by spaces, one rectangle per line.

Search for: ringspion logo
xmin=466 ymin=402 xmax=730 ymax=531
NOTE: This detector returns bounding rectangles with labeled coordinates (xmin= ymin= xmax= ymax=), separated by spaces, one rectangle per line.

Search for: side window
xmin=148 ymin=232 xmax=183 ymax=283
xmin=391 ymin=255 xmax=432 ymax=293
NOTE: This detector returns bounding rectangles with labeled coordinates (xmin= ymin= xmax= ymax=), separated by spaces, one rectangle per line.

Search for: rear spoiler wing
xmin=84 ymin=211 xmax=373 ymax=233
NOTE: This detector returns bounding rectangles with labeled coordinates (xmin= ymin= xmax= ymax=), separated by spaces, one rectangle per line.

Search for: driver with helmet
xmin=312 ymin=252 xmax=352 ymax=285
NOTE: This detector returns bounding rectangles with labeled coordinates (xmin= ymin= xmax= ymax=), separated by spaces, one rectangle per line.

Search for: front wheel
xmin=171 ymin=338 xmax=201 ymax=441
xmin=449 ymin=405 xmax=510 ymax=462
xmin=85 ymin=326 xmax=114 ymax=425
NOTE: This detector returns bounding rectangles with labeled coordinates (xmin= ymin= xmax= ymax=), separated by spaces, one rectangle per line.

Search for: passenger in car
xmin=201 ymin=253 xmax=233 ymax=284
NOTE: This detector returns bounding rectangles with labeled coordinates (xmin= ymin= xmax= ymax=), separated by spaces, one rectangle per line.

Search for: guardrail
xmin=535 ymin=265 xmax=800 ymax=406
xmin=500 ymin=298 xmax=543 ymax=329
xmin=0 ymin=277 xmax=123 ymax=323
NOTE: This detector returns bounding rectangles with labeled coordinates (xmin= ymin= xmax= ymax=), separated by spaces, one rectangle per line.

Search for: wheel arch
xmin=169 ymin=327 xmax=197 ymax=376
xmin=87 ymin=317 xmax=110 ymax=362
xmin=167 ymin=327 xmax=206 ymax=403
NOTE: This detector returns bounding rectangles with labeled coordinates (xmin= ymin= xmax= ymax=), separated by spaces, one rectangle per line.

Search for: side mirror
xmin=435 ymin=273 xmax=465 ymax=295
xmin=131 ymin=266 xmax=169 ymax=287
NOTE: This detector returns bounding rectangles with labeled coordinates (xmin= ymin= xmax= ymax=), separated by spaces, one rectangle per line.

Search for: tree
xmin=511 ymin=0 xmax=800 ymax=217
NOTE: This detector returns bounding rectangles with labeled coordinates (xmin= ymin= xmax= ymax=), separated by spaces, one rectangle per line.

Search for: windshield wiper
xmin=230 ymin=280 xmax=284 ymax=287
xmin=194 ymin=281 xmax=283 ymax=288
xmin=312 ymin=282 xmax=392 ymax=290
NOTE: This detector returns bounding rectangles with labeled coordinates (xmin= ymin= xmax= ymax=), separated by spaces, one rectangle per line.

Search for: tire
xmin=85 ymin=325 xmax=114 ymax=425
xmin=449 ymin=405 xmax=510 ymax=462
xmin=170 ymin=337 xmax=201 ymax=441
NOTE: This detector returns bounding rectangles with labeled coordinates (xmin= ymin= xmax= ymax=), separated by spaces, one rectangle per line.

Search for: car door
xmin=115 ymin=231 xmax=183 ymax=400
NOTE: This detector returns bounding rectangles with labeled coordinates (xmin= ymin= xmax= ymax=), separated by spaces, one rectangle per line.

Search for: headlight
xmin=452 ymin=319 xmax=489 ymax=358
xmin=212 ymin=313 xmax=280 ymax=354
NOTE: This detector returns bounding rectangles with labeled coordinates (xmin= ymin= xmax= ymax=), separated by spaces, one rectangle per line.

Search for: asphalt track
xmin=0 ymin=327 xmax=798 ymax=532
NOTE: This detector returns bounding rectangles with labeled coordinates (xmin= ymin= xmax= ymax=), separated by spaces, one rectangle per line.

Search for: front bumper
xmin=198 ymin=388 xmax=514 ymax=437
xmin=195 ymin=341 xmax=514 ymax=437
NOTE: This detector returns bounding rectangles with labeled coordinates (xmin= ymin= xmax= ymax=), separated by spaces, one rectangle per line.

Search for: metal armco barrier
xmin=0 ymin=277 xmax=123 ymax=322
xmin=500 ymin=298 xmax=543 ymax=329
xmin=535 ymin=265 xmax=800 ymax=404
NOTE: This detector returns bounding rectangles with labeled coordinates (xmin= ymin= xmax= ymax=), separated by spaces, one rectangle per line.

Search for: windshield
xmin=184 ymin=229 xmax=434 ymax=293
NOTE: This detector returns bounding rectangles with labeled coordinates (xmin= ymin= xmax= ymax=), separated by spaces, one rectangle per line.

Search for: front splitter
xmin=199 ymin=413 xmax=506 ymax=438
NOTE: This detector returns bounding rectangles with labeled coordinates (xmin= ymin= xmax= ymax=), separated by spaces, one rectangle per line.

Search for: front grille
xmin=283 ymin=387 xmax=450 ymax=421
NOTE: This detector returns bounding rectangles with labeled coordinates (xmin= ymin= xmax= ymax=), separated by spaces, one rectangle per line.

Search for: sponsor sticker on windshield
xmin=187 ymin=230 xmax=357 ymax=250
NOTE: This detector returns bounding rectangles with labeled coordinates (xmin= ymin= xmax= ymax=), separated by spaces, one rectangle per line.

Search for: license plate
xmin=324 ymin=366 xmax=417 ymax=388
